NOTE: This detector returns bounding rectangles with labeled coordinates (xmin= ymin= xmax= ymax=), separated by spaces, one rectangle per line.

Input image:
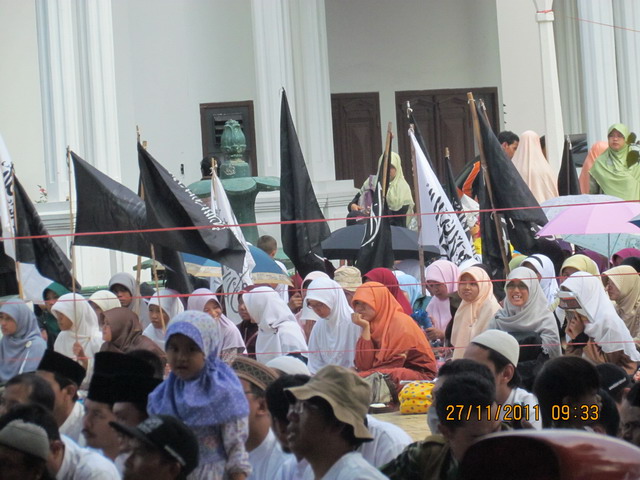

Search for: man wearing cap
xmin=333 ymin=266 xmax=362 ymax=306
xmin=285 ymin=364 xmax=387 ymax=479
xmin=231 ymin=356 xmax=294 ymax=479
xmin=110 ymin=415 xmax=199 ymax=480
xmin=36 ymin=349 xmax=87 ymax=442
xmin=463 ymin=329 xmax=541 ymax=429
xmin=0 ymin=419 xmax=50 ymax=479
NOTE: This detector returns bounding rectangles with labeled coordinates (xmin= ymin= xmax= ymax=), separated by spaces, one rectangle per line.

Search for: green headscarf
xmin=590 ymin=123 xmax=640 ymax=200
xmin=42 ymin=282 xmax=70 ymax=300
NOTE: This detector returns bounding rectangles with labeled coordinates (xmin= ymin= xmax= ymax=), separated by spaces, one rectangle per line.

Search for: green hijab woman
xmin=590 ymin=123 xmax=640 ymax=200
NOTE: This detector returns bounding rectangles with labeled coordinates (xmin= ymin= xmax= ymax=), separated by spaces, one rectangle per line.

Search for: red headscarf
xmin=364 ymin=268 xmax=413 ymax=315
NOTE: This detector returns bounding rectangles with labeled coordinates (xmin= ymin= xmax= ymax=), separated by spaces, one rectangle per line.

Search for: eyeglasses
xmin=506 ymin=282 xmax=528 ymax=291
xmin=288 ymin=400 xmax=322 ymax=416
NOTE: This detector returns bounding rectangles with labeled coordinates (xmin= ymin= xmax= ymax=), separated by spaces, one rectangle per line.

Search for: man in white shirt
xmin=0 ymin=402 xmax=119 ymax=479
xmin=464 ymin=329 xmax=542 ymax=429
xmin=232 ymin=356 xmax=294 ymax=479
xmin=284 ymin=365 xmax=387 ymax=480
xmin=36 ymin=349 xmax=87 ymax=443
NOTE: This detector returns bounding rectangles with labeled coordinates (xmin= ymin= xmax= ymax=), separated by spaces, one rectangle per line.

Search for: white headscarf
xmin=298 ymin=271 xmax=331 ymax=322
xmin=491 ymin=267 xmax=561 ymax=357
xmin=562 ymin=272 xmax=640 ymax=360
xmin=522 ymin=254 xmax=559 ymax=306
xmin=243 ymin=286 xmax=308 ymax=364
xmin=305 ymin=278 xmax=362 ymax=374
xmin=88 ymin=290 xmax=121 ymax=314
xmin=51 ymin=293 xmax=103 ymax=362
xmin=143 ymin=289 xmax=184 ymax=349
xmin=108 ymin=272 xmax=151 ymax=328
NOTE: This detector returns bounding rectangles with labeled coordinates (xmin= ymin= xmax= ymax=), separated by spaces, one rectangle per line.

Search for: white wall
xmin=325 ymin=0 xmax=503 ymax=142
xmin=0 ymin=0 xmax=46 ymax=200
xmin=111 ymin=0 xmax=257 ymax=191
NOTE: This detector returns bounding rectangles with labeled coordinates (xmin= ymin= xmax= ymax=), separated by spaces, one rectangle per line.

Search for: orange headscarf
xmin=352 ymin=282 xmax=434 ymax=365
xmin=579 ymin=141 xmax=608 ymax=194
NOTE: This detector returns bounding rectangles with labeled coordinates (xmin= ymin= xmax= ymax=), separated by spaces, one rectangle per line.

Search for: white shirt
xmin=248 ymin=430 xmax=294 ymax=480
xmin=274 ymin=260 xmax=290 ymax=303
xmin=58 ymin=435 xmax=120 ymax=480
xmin=321 ymin=452 xmax=387 ymax=480
xmin=359 ymin=415 xmax=412 ymax=467
xmin=59 ymin=402 xmax=85 ymax=444
xmin=277 ymin=457 xmax=312 ymax=480
xmin=503 ymin=387 xmax=542 ymax=430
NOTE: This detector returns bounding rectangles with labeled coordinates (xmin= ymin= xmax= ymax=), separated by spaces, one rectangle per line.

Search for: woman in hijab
xmin=603 ymin=265 xmax=640 ymax=341
xmin=108 ymin=272 xmax=151 ymax=328
xmin=491 ymin=267 xmax=562 ymax=358
xmin=88 ymin=290 xmax=121 ymax=320
xmin=562 ymin=272 xmax=640 ymax=375
xmin=305 ymin=277 xmax=362 ymax=374
xmin=0 ymin=300 xmax=47 ymax=383
xmin=351 ymin=282 xmax=436 ymax=391
xmin=242 ymin=286 xmax=308 ymax=364
xmin=51 ymin=293 xmax=103 ymax=374
xmin=99 ymin=307 xmax=165 ymax=360
xmin=187 ymin=288 xmax=246 ymax=362
xmin=579 ymin=141 xmax=608 ymax=194
xmin=612 ymin=248 xmax=640 ymax=267
xmin=521 ymin=254 xmax=559 ymax=304
xmin=425 ymin=260 xmax=461 ymax=343
xmin=559 ymin=254 xmax=600 ymax=283
xmin=296 ymin=271 xmax=330 ymax=341
xmin=237 ymin=288 xmax=259 ymax=358
xmin=39 ymin=282 xmax=70 ymax=349
xmin=451 ymin=267 xmax=501 ymax=359
xmin=590 ymin=124 xmax=640 ymax=200
xmin=511 ymin=130 xmax=559 ymax=203
xmin=394 ymin=272 xmax=428 ymax=311
xmin=364 ymin=268 xmax=413 ymax=315
xmin=143 ymin=289 xmax=184 ymax=350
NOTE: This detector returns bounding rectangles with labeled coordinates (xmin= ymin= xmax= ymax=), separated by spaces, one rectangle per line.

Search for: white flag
xmin=211 ymin=174 xmax=255 ymax=324
xmin=410 ymin=130 xmax=477 ymax=266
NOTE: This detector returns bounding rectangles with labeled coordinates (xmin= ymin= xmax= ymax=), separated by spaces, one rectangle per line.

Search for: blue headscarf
xmin=0 ymin=300 xmax=47 ymax=383
xmin=395 ymin=273 xmax=422 ymax=309
xmin=147 ymin=311 xmax=248 ymax=427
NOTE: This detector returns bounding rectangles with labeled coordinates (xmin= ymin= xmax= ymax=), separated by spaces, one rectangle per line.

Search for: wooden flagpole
xmin=407 ymin=103 xmax=427 ymax=296
xmin=467 ymin=93 xmax=510 ymax=277
xmin=381 ymin=122 xmax=393 ymax=197
xmin=8 ymin=169 xmax=24 ymax=300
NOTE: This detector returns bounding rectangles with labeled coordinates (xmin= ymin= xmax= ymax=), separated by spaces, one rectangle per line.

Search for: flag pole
xmin=9 ymin=169 xmax=24 ymax=300
xmin=467 ymin=93 xmax=510 ymax=277
xmin=133 ymin=126 xmax=144 ymax=317
xmin=381 ymin=122 xmax=393 ymax=197
xmin=407 ymin=103 xmax=427 ymax=297
xmin=66 ymin=147 xmax=80 ymax=350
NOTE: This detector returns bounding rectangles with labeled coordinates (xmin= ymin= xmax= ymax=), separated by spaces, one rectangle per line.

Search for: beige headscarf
xmin=604 ymin=265 xmax=640 ymax=338
xmin=511 ymin=130 xmax=559 ymax=203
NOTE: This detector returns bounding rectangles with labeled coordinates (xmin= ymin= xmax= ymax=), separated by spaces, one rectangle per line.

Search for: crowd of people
xmin=1 ymin=120 xmax=640 ymax=479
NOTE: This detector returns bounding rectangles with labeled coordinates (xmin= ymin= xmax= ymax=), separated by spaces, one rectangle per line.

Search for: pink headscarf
xmin=579 ymin=141 xmax=608 ymax=194
xmin=511 ymin=130 xmax=559 ymax=203
xmin=187 ymin=288 xmax=245 ymax=353
xmin=425 ymin=260 xmax=460 ymax=331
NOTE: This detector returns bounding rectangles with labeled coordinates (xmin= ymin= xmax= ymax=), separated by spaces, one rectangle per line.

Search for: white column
xmin=533 ymin=0 xmax=564 ymax=172
xmin=613 ymin=0 xmax=640 ymax=132
xmin=251 ymin=0 xmax=296 ymax=176
xmin=577 ymin=0 xmax=620 ymax=145
xmin=35 ymin=0 xmax=80 ymax=202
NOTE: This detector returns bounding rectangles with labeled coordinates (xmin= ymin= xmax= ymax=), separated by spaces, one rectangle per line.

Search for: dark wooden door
xmin=331 ymin=93 xmax=383 ymax=189
xmin=395 ymin=88 xmax=500 ymax=187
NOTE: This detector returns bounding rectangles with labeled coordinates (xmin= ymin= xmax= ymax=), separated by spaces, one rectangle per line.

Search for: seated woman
xmin=143 ymin=289 xmax=184 ymax=350
xmin=88 ymin=290 xmax=121 ymax=320
xmin=305 ymin=277 xmax=362 ymax=374
xmin=603 ymin=265 xmax=640 ymax=341
xmin=347 ymin=152 xmax=414 ymax=228
xmin=394 ymin=272 xmax=429 ymax=312
xmin=296 ymin=271 xmax=330 ymax=341
xmin=38 ymin=282 xmax=69 ymax=349
xmin=99 ymin=307 xmax=165 ymax=360
xmin=242 ymin=286 xmax=308 ymax=364
xmin=364 ymin=267 xmax=413 ymax=315
xmin=0 ymin=300 xmax=47 ymax=383
xmin=187 ymin=288 xmax=246 ymax=362
xmin=425 ymin=260 xmax=461 ymax=344
xmin=351 ymin=281 xmax=436 ymax=392
xmin=108 ymin=272 xmax=151 ymax=328
xmin=611 ymin=248 xmax=640 ymax=267
xmin=561 ymin=272 xmax=640 ymax=375
xmin=521 ymin=254 xmax=559 ymax=305
xmin=450 ymin=267 xmax=500 ymax=359
xmin=590 ymin=123 xmax=640 ymax=200
xmin=559 ymin=254 xmax=600 ymax=283
xmin=237 ymin=288 xmax=258 ymax=358
xmin=490 ymin=267 xmax=561 ymax=358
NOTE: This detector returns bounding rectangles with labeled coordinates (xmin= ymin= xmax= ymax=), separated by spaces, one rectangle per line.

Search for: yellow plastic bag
xmin=398 ymin=381 xmax=435 ymax=414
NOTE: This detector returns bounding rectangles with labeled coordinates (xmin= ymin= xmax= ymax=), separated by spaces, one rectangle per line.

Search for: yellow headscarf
xmin=561 ymin=254 xmax=600 ymax=277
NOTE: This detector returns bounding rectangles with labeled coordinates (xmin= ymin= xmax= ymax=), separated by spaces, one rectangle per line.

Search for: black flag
xmin=355 ymin=131 xmax=394 ymax=273
xmin=13 ymin=177 xmax=78 ymax=290
xmin=280 ymin=90 xmax=331 ymax=278
xmin=138 ymin=143 xmax=245 ymax=273
xmin=409 ymin=112 xmax=434 ymax=170
xmin=476 ymin=102 xmax=547 ymax=255
xmin=558 ymin=138 xmax=580 ymax=196
xmin=72 ymin=152 xmax=192 ymax=293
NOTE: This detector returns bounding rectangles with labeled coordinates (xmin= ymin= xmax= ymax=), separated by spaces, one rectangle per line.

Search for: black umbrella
xmin=321 ymin=224 xmax=440 ymax=261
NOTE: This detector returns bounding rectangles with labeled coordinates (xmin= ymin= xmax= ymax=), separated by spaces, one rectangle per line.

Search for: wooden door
xmin=331 ymin=93 xmax=383 ymax=189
